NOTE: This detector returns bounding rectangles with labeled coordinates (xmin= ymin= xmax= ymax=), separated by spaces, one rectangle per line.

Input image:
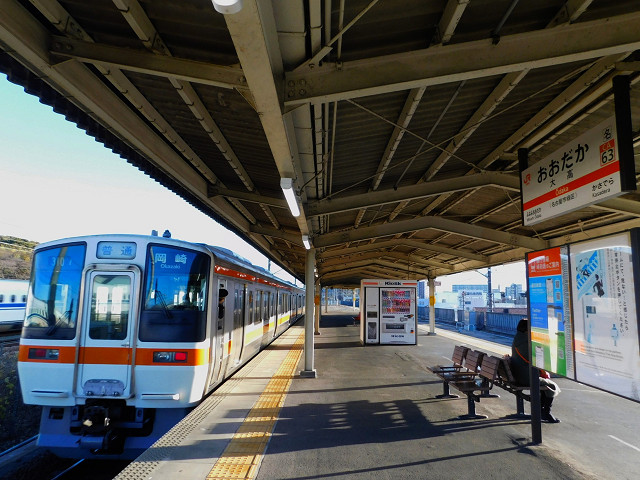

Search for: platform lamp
xmin=211 ymin=0 xmax=243 ymax=14
xmin=281 ymin=178 xmax=301 ymax=217
xmin=302 ymin=235 xmax=311 ymax=250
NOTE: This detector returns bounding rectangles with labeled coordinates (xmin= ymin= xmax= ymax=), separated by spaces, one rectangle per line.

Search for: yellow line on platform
xmin=206 ymin=331 xmax=305 ymax=480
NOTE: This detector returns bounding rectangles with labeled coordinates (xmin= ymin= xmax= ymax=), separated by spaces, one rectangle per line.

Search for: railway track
xmin=0 ymin=333 xmax=20 ymax=350
xmin=0 ymin=438 xmax=129 ymax=480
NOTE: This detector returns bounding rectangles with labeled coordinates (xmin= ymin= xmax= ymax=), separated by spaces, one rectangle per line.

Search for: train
xmin=0 ymin=278 xmax=28 ymax=332
xmin=17 ymin=233 xmax=305 ymax=459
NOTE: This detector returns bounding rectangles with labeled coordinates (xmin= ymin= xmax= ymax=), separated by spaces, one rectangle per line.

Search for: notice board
xmin=526 ymin=246 xmax=574 ymax=378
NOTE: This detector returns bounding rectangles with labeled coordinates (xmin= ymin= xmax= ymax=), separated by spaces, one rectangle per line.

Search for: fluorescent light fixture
xmin=212 ymin=0 xmax=243 ymax=14
xmin=302 ymin=235 xmax=311 ymax=250
xmin=281 ymin=177 xmax=301 ymax=217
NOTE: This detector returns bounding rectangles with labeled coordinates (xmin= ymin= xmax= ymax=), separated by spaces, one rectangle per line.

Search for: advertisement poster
xmin=527 ymin=246 xmax=574 ymax=378
xmin=570 ymin=232 xmax=640 ymax=401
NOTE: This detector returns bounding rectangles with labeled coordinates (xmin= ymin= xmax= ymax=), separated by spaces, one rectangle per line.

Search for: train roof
xmin=32 ymin=234 xmax=303 ymax=292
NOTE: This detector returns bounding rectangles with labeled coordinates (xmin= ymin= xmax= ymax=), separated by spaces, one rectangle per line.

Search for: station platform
xmin=115 ymin=308 xmax=640 ymax=480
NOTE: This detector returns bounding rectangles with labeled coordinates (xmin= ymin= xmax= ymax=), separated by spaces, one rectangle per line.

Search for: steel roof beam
xmin=320 ymin=250 xmax=454 ymax=271
xmin=403 ymin=2 xmax=596 ymax=220
xmin=49 ymin=35 xmax=247 ymax=89
xmin=110 ymin=0 xmax=280 ymax=230
xmin=320 ymin=258 xmax=433 ymax=278
xmin=0 ymin=0 xmax=256 ymax=236
xmin=224 ymin=0 xmax=309 ymax=236
xmin=208 ymin=185 xmax=288 ymax=208
xmin=284 ymin=12 xmax=640 ymax=105
xmin=547 ymin=0 xmax=595 ymax=28
xmin=433 ymin=0 xmax=470 ymax=45
xmin=319 ymin=239 xmax=487 ymax=263
xmin=307 ymin=171 xmax=519 ymax=217
xmin=313 ymin=216 xmax=547 ymax=251
xmin=482 ymin=55 xmax=624 ymax=170
xmin=249 ymin=225 xmax=304 ymax=245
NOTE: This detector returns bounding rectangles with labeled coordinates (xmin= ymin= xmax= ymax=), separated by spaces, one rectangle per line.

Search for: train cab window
xmin=140 ymin=245 xmax=210 ymax=342
xmin=88 ymin=275 xmax=131 ymax=340
xmin=22 ymin=243 xmax=86 ymax=340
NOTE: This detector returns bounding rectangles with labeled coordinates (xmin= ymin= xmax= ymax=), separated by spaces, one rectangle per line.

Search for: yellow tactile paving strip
xmin=206 ymin=331 xmax=304 ymax=480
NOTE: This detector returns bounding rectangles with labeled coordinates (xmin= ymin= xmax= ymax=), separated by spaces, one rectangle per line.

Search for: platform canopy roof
xmin=1 ymin=0 xmax=640 ymax=286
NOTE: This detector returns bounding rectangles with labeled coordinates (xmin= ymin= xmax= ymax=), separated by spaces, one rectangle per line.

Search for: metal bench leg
xmin=504 ymin=394 xmax=531 ymax=419
xmin=458 ymin=395 xmax=487 ymax=420
xmin=436 ymin=381 xmax=459 ymax=399
xmin=513 ymin=395 xmax=531 ymax=418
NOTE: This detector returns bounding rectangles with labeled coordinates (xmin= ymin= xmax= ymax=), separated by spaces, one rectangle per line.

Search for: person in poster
xmin=570 ymin=232 xmax=640 ymax=401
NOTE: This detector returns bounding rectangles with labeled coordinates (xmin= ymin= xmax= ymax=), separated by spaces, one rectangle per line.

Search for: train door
xmin=76 ymin=268 xmax=139 ymax=398
xmin=230 ymin=284 xmax=245 ymax=365
xmin=210 ymin=281 xmax=229 ymax=387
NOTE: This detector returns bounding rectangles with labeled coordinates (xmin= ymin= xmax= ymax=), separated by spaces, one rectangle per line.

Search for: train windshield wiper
xmin=154 ymin=290 xmax=173 ymax=319
xmin=46 ymin=300 xmax=73 ymax=335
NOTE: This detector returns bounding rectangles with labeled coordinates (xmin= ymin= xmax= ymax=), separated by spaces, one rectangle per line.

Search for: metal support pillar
xmin=428 ymin=277 xmax=436 ymax=334
xmin=324 ymin=287 xmax=328 ymax=313
xmin=314 ymin=281 xmax=321 ymax=335
xmin=301 ymin=248 xmax=317 ymax=378
xmin=528 ymin=319 xmax=542 ymax=443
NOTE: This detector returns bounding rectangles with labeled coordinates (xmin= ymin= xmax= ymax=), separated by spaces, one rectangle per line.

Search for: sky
xmin=0 ymin=74 xmax=526 ymax=292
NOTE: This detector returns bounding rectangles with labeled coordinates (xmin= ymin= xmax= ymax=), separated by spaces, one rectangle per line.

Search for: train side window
xmin=263 ymin=291 xmax=269 ymax=323
xmin=10 ymin=295 xmax=16 ymax=303
xmin=0 ymin=294 xmax=3 ymax=302
xmin=248 ymin=290 xmax=254 ymax=326
xmin=255 ymin=291 xmax=262 ymax=324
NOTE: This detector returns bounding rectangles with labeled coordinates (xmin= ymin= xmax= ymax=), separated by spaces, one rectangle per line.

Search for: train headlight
xmin=28 ymin=348 xmax=59 ymax=360
xmin=153 ymin=351 xmax=188 ymax=363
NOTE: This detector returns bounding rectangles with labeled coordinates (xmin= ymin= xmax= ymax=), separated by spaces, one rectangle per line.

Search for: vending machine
xmin=360 ymin=279 xmax=417 ymax=345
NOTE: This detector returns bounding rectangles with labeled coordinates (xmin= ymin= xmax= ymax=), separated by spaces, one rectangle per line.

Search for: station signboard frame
xmin=521 ymin=116 xmax=628 ymax=226
xmin=520 ymin=76 xmax=636 ymax=226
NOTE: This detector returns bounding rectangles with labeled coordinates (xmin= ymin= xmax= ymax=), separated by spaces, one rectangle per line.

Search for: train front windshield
xmin=139 ymin=244 xmax=210 ymax=342
xmin=22 ymin=244 xmax=86 ymax=340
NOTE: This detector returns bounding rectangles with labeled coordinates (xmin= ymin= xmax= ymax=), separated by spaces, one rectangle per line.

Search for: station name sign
xmin=521 ymin=116 xmax=630 ymax=226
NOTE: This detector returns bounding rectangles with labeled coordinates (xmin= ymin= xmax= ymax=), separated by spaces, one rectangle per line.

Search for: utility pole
xmin=475 ymin=268 xmax=492 ymax=312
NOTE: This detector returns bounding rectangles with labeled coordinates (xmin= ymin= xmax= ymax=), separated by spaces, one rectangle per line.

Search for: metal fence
xmin=419 ymin=307 xmax=523 ymax=336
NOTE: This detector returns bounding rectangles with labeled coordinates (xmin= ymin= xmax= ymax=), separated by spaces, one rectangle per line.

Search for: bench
xmin=448 ymin=354 xmax=501 ymax=419
xmin=428 ymin=348 xmax=483 ymax=399
xmin=428 ymin=345 xmax=468 ymax=376
xmin=493 ymin=356 xmax=561 ymax=418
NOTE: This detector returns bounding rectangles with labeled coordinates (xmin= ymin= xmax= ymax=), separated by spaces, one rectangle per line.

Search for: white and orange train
xmin=18 ymin=233 xmax=304 ymax=458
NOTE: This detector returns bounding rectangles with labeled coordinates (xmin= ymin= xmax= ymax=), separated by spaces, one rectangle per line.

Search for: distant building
xmin=418 ymin=280 xmax=426 ymax=299
xmin=452 ymin=284 xmax=487 ymax=293
xmin=504 ymin=283 xmax=524 ymax=302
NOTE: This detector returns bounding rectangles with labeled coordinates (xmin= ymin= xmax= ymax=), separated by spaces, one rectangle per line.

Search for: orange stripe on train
xmin=19 ymin=345 xmax=208 ymax=366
